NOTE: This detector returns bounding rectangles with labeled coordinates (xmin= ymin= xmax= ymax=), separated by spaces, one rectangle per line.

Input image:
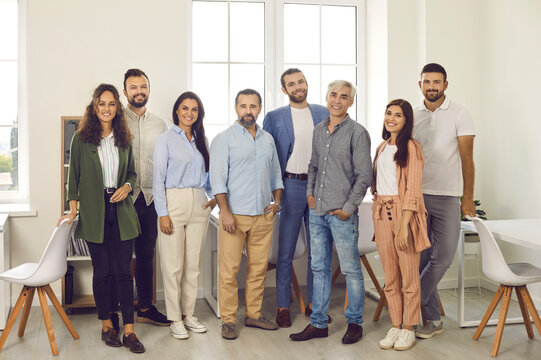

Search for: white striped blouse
xmin=97 ymin=131 xmax=119 ymax=188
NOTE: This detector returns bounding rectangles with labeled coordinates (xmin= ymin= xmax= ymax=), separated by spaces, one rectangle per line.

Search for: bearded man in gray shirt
xmin=290 ymin=80 xmax=372 ymax=345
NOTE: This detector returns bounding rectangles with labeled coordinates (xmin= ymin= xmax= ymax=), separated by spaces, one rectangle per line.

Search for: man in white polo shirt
xmin=413 ymin=63 xmax=476 ymax=338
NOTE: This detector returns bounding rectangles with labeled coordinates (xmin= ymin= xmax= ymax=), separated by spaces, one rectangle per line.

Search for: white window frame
xmin=188 ymin=0 xmax=366 ymax=127
xmin=0 ymin=0 xmax=28 ymax=202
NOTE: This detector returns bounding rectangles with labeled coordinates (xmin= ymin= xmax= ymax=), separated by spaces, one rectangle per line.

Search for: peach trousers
xmin=373 ymin=195 xmax=421 ymax=326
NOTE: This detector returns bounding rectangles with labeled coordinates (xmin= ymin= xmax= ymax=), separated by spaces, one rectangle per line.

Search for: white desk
xmin=458 ymin=219 xmax=541 ymax=327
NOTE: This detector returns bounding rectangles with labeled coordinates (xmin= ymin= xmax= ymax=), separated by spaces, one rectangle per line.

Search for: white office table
xmin=458 ymin=219 xmax=541 ymax=327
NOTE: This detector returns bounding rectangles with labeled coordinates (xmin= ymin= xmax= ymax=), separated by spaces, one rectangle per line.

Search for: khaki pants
xmin=218 ymin=212 xmax=274 ymax=323
xmin=157 ymin=188 xmax=210 ymax=322
xmin=373 ymin=195 xmax=421 ymax=326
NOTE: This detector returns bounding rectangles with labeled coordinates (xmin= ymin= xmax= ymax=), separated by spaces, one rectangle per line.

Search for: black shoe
xmin=101 ymin=328 xmax=121 ymax=347
xmin=276 ymin=309 xmax=292 ymax=328
xmin=123 ymin=333 xmax=145 ymax=353
xmin=290 ymin=324 xmax=328 ymax=341
xmin=136 ymin=305 xmax=172 ymax=326
xmin=111 ymin=312 xmax=120 ymax=334
xmin=342 ymin=323 xmax=363 ymax=344
xmin=305 ymin=305 xmax=332 ymax=323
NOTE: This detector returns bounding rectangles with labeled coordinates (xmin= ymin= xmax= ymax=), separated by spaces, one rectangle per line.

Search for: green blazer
xmin=67 ymin=132 xmax=141 ymax=244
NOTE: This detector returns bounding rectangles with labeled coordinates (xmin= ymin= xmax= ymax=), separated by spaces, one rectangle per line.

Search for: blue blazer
xmin=263 ymin=104 xmax=329 ymax=176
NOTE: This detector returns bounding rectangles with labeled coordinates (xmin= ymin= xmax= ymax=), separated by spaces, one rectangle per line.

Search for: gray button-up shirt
xmin=125 ymin=106 xmax=169 ymax=205
xmin=306 ymin=115 xmax=372 ymax=216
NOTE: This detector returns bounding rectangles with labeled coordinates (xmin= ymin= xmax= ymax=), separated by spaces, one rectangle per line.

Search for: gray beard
xmin=239 ymin=117 xmax=256 ymax=128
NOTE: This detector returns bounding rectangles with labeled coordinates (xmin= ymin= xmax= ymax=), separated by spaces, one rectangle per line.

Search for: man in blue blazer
xmin=263 ymin=68 xmax=329 ymax=327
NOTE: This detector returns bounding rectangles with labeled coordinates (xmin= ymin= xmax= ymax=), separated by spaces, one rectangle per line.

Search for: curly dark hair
xmin=78 ymin=84 xmax=132 ymax=148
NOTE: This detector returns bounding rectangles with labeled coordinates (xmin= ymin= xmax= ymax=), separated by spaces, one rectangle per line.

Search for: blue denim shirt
xmin=210 ymin=122 xmax=283 ymax=216
xmin=153 ymin=125 xmax=212 ymax=217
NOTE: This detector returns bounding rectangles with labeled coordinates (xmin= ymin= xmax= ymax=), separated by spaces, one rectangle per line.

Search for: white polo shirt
xmin=413 ymin=96 xmax=475 ymax=196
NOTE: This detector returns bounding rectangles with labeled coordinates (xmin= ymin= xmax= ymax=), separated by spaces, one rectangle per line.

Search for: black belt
xmin=284 ymin=172 xmax=308 ymax=181
xmin=104 ymin=187 xmax=117 ymax=194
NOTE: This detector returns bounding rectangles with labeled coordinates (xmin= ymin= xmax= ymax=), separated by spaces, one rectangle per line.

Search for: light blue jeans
xmin=309 ymin=209 xmax=364 ymax=329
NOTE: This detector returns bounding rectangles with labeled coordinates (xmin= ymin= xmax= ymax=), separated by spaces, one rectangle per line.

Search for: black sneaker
xmin=136 ymin=305 xmax=172 ymax=326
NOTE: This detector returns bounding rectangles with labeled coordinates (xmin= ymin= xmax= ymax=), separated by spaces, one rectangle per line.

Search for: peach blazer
xmin=371 ymin=139 xmax=431 ymax=252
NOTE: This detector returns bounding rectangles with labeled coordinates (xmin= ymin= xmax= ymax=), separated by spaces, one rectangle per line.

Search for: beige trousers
xmin=157 ymin=188 xmax=210 ymax=322
xmin=218 ymin=212 xmax=274 ymax=323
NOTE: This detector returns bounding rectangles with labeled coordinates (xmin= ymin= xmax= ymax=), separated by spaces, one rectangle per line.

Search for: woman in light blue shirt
xmin=153 ymin=91 xmax=215 ymax=340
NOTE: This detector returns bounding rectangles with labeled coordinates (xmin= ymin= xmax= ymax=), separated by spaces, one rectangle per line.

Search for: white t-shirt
xmin=376 ymin=144 xmax=399 ymax=196
xmin=285 ymin=106 xmax=314 ymax=174
xmin=413 ymin=97 xmax=475 ymax=196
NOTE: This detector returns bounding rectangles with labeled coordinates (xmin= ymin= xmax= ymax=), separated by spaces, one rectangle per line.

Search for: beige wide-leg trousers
xmin=158 ymin=188 xmax=211 ymax=322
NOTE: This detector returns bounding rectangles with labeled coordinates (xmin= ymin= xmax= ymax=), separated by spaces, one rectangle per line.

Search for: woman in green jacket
xmin=58 ymin=84 xmax=144 ymax=353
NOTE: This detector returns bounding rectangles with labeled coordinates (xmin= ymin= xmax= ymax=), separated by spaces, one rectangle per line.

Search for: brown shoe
xmin=245 ymin=316 xmax=278 ymax=330
xmin=276 ymin=309 xmax=292 ymax=328
xmin=221 ymin=322 xmax=237 ymax=340
xmin=122 ymin=333 xmax=145 ymax=353
xmin=342 ymin=323 xmax=363 ymax=344
xmin=101 ymin=328 xmax=121 ymax=347
xmin=305 ymin=305 xmax=332 ymax=323
xmin=290 ymin=324 xmax=328 ymax=341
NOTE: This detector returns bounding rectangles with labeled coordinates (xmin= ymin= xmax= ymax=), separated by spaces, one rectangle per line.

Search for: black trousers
xmin=87 ymin=197 xmax=135 ymax=324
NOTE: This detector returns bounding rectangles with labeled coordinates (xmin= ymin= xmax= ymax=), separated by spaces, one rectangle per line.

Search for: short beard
xmin=288 ymin=89 xmax=308 ymax=104
xmin=424 ymin=91 xmax=444 ymax=103
xmin=128 ymin=96 xmax=148 ymax=108
xmin=239 ymin=115 xmax=256 ymax=128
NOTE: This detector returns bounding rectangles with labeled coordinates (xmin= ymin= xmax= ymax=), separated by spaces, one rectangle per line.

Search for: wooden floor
xmin=0 ymin=285 xmax=539 ymax=359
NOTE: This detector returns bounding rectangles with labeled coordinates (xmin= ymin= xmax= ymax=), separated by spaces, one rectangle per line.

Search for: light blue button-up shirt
xmin=210 ymin=122 xmax=283 ymax=216
xmin=153 ymin=125 xmax=212 ymax=217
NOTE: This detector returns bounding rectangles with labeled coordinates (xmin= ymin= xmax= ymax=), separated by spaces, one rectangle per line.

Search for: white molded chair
xmin=330 ymin=202 xmax=386 ymax=317
xmin=471 ymin=217 xmax=541 ymax=357
xmin=0 ymin=218 xmax=80 ymax=356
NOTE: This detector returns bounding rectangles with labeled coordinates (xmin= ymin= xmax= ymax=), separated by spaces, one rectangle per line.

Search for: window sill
xmin=0 ymin=203 xmax=37 ymax=217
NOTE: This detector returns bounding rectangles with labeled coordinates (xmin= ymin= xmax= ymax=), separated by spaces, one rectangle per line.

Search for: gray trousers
xmin=419 ymin=194 xmax=460 ymax=321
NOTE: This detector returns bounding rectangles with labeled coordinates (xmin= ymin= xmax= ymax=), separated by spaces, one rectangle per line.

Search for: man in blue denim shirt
xmin=290 ymin=80 xmax=372 ymax=344
xmin=210 ymin=89 xmax=284 ymax=340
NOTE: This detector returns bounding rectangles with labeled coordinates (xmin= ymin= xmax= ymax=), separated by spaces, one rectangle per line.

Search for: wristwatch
xmin=270 ymin=201 xmax=282 ymax=212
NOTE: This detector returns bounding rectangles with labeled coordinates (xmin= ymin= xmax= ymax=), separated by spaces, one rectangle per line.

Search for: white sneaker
xmin=170 ymin=321 xmax=189 ymax=339
xmin=184 ymin=316 xmax=207 ymax=333
xmin=379 ymin=327 xmax=401 ymax=349
xmin=394 ymin=329 xmax=415 ymax=351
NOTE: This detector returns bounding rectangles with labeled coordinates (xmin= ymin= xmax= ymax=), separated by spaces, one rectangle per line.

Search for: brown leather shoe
xmin=290 ymin=324 xmax=328 ymax=341
xmin=122 ymin=333 xmax=145 ymax=353
xmin=245 ymin=316 xmax=278 ymax=330
xmin=221 ymin=322 xmax=237 ymax=340
xmin=342 ymin=323 xmax=363 ymax=344
xmin=101 ymin=328 xmax=121 ymax=347
xmin=305 ymin=305 xmax=332 ymax=323
xmin=276 ymin=309 xmax=292 ymax=328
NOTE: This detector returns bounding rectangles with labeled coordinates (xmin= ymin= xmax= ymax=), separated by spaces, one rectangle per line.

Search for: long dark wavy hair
xmin=172 ymin=91 xmax=210 ymax=172
xmin=78 ymin=84 xmax=132 ymax=148
xmin=382 ymin=99 xmax=414 ymax=168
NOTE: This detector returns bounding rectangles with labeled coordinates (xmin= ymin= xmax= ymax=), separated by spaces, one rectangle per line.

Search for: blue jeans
xmin=276 ymin=177 xmax=313 ymax=308
xmin=309 ymin=209 xmax=364 ymax=329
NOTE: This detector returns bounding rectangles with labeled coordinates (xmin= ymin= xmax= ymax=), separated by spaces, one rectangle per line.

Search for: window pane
xmin=0 ymin=127 xmax=17 ymax=191
xmin=0 ymin=62 xmax=17 ymax=125
xmin=192 ymin=64 xmax=229 ymax=126
xmin=283 ymin=64 xmax=321 ymax=107
xmin=230 ymin=64 xmax=265 ymax=123
xmin=0 ymin=0 xmax=17 ymax=59
xmin=321 ymin=65 xmax=357 ymax=120
xmin=321 ymin=5 xmax=356 ymax=64
xmin=193 ymin=1 xmax=228 ymax=62
xmin=284 ymin=4 xmax=319 ymax=63
xmin=230 ymin=2 xmax=264 ymax=62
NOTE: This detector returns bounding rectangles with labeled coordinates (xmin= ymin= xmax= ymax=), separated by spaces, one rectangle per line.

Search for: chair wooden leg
xmin=491 ymin=286 xmax=512 ymax=357
xmin=37 ymin=286 xmax=58 ymax=356
xmin=331 ymin=266 xmax=341 ymax=287
xmin=438 ymin=294 xmax=445 ymax=316
xmin=291 ymin=265 xmax=305 ymax=314
xmin=17 ymin=287 xmax=35 ymax=337
xmin=373 ymin=294 xmax=387 ymax=322
xmin=473 ymin=285 xmax=505 ymax=340
xmin=520 ymin=286 xmax=541 ymax=336
xmin=421 ymin=305 xmax=427 ymax=325
xmin=44 ymin=285 xmax=79 ymax=339
xmin=344 ymin=289 xmax=348 ymax=313
xmin=0 ymin=286 xmax=32 ymax=352
xmin=360 ymin=255 xmax=385 ymax=299
xmin=515 ymin=286 xmax=534 ymax=338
